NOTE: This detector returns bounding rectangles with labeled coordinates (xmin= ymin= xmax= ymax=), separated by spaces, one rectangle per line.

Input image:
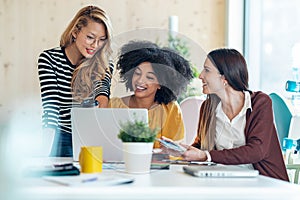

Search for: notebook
xmin=43 ymin=173 xmax=134 ymax=186
xmin=71 ymin=108 xmax=148 ymax=162
xmin=183 ymin=164 xmax=259 ymax=178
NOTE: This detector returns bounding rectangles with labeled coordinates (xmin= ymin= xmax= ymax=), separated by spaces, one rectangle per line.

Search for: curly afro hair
xmin=117 ymin=40 xmax=193 ymax=104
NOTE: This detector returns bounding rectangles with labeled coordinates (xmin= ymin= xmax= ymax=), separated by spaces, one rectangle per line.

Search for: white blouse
xmin=214 ymin=91 xmax=253 ymax=169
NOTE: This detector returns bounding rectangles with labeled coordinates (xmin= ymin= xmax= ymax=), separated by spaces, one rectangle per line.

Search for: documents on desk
xmin=43 ymin=173 xmax=134 ymax=187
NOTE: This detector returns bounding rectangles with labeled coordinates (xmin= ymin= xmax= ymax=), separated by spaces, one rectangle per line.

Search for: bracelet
xmin=204 ymin=150 xmax=212 ymax=162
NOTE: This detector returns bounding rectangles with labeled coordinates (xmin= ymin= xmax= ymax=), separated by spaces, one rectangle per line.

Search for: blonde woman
xmin=37 ymin=5 xmax=113 ymax=157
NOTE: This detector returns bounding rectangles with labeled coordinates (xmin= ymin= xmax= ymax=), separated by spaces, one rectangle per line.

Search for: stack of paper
xmin=43 ymin=173 xmax=134 ymax=186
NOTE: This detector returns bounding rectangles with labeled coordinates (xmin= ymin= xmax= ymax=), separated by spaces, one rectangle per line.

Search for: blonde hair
xmin=60 ymin=5 xmax=113 ymax=101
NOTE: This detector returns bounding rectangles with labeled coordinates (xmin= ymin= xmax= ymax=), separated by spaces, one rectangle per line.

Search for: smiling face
xmin=131 ymin=62 xmax=161 ymax=100
xmin=199 ymin=57 xmax=225 ymax=95
xmin=73 ymin=20 xmax=107 ymax=58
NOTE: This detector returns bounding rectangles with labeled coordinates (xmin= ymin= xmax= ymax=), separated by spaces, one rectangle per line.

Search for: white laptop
xmin=71 ymin=108 xmax=148 ymax=162
xmin=183 ymin=164 xmax=259 ymax=178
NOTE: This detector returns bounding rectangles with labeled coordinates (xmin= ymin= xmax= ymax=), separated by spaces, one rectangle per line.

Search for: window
xmin=244 ymin=0 xmax=300 ymax=97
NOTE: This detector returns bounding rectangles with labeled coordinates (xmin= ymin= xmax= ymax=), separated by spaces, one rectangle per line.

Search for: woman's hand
xmin=159 ymin=137 xmax=208 ymax=161
xmin=96 ymin=95 xmax=109 ymax=108
xmin=159 ymin=136 xmax=186 ymax=157
xmin=180 ymin=144 xmax=207 ymax=161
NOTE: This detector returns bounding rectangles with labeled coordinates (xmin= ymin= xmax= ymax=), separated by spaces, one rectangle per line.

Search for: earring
xmin=224 ymin=82 xmax=227 ymax=86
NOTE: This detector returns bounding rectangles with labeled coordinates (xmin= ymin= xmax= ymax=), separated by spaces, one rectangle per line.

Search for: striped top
xmin=38 ymin=47 xmax=114 ymax=134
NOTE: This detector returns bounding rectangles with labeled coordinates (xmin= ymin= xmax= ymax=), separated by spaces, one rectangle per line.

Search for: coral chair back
xmin=180 ymin=96 xmax=204 ymax=145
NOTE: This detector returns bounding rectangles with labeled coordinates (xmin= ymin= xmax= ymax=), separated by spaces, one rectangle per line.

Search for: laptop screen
xmin=71 ymin=108 xmax=148 ymax=162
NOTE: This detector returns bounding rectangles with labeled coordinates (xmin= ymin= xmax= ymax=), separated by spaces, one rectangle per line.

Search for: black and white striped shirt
xmin=38 ymin=47 xmax=114 ymax=134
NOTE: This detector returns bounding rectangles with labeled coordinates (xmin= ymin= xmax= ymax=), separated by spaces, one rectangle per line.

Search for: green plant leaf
xmin=118 ymin=114 xmax=158 ymax=143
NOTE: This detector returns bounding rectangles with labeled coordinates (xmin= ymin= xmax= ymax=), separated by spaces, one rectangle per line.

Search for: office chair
xmin=269 ymin=93 xmax=292 ymax=148
xmin=180 ymin=96 xmax=204 ymax=145
xmin=286 ymin=164 xmax=300 ymax=184
xmin=269 ymin=93 xmax=300 ymax=184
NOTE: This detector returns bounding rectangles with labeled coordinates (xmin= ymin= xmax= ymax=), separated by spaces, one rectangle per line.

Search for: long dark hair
xmin=198 ymin=48 xmax=250 ymax=150
xmin=208 ymin=48 xmax=249 ymax=91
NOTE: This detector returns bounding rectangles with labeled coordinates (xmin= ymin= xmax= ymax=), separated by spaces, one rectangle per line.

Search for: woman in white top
xmin=163 ymin=48 xmax=288 ymax=181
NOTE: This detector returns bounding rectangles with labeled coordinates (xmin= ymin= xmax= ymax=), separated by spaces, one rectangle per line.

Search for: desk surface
xmin=15 ymin=157 xmax=300 ymax=200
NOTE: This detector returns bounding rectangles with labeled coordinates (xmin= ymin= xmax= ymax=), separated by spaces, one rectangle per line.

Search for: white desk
xmin=12 ymin=157 xmax=300 ymax=200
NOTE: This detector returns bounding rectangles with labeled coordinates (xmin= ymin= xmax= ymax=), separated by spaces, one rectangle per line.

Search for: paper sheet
xmin=43 ymin=173 xmax=134 ymax=187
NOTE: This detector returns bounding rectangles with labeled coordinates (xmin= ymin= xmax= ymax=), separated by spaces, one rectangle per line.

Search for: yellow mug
xmin=79 ymin=146 xmax=103 ymax=173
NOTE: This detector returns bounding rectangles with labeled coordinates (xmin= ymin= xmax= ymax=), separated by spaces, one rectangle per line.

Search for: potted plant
xmin=118 ymin=117 xmax=158 ymax=174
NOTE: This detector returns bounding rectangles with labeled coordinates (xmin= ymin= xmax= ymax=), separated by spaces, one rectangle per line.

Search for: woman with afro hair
xmin=109 ymin=40 xmax=193 ymax=148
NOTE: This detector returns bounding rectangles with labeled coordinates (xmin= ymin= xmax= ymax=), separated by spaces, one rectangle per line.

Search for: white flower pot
xmin=122 ymin=142 xmax=153 ymax=174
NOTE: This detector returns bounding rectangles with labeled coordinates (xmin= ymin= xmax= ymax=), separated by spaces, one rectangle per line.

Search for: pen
xmin=162 ymin=159 xmax=190 ymax=164
xmin=190 ymin=161 xmax=217 ymax=166
xmin=161 ymin=160 xmax=216 ymax=165
xmin=82 ymin=177 xmax=98 ymax=183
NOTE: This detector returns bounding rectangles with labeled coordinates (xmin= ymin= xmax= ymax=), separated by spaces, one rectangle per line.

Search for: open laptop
xmin=183 ymin=164 xmax=259 ymax=178
xmin=71 ymin=108 xmax=148 ymax=162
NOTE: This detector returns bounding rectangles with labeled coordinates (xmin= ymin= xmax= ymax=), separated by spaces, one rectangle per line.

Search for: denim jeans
xmin=49 ymin=130 xmax=73 ymax=157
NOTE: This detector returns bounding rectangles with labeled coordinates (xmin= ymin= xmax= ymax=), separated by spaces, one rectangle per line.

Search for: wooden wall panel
xmin=0 ymin=0 xmax=225 ymax=128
